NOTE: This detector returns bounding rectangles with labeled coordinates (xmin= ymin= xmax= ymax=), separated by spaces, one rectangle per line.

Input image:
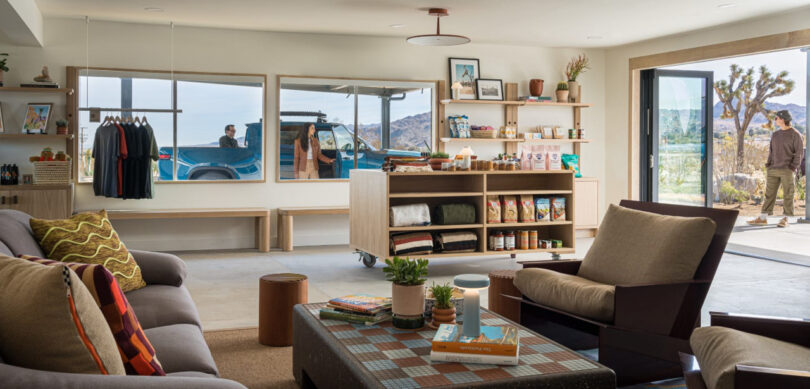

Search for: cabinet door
xmin=0 ymin=191 xmax=10 ymax=210
xmin=574 ymin=178 xmax=599 ymax=229
xmin=9 ymin=189 xmax=71 ymax=219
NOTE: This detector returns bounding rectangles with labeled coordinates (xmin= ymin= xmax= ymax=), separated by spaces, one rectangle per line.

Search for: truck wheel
xmin=360 ymin=252 xmax=376 ymax=268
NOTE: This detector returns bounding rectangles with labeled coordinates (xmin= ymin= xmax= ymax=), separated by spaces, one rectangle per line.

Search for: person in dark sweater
xmin=219 ymin=124 xmax=239 ymax=148
xmin=748 ymin=110 xmax=805 ymax=227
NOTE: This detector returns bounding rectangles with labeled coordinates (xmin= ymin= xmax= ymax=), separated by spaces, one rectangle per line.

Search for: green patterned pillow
xmin=29 ymin=210 xmax=146 ymax=292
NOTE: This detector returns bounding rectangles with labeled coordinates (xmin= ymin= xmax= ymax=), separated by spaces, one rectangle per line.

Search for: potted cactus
xmin=565 ymin=54 xmax=590 ymax=102
xmin=555 ymin=82 xmax=569 ymax=103
xmin=429 ymin=151 xmax=451 ymax=171
xmin=55 ymin=119 xmax=68 ymax=135
xmin=0 ymin=53 xmax=7 ymax=87
xmin=428 ymin=282 xmax=456 ymax=328
xmin=383 ymin=256 xmax=429 ymax=329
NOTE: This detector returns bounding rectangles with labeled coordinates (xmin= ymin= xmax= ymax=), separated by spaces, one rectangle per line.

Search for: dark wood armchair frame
xmin=504 ymin=200 xmax=739 ymax=386
xmin=680 ymin=311 xmax=810 ymax=389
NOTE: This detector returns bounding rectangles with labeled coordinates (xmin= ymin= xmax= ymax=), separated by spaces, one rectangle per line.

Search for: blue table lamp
xmin=453 ymin=274 xmax=490 ymax=338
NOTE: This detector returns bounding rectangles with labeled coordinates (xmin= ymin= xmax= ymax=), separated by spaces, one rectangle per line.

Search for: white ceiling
xmin=33 ymin=0 xmax=810 ymax=47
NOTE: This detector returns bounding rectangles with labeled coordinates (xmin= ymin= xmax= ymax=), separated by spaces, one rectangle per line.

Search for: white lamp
xmin=451 ymin=82 xmax=463 ymax=100
xmin=453 ymin=274 xmax=490 ymax=338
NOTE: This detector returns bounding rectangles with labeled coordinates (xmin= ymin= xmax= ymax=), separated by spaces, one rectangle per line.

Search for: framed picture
xmin=22 ymin=174 xmax=33 ymax=185
xmin=22 ymin=103 xmax=53 ymax=134
xmin=476 ymin=79 xmax=504 ymax=101
xmin=0 ymin=102 xmax=5 ymax=133
xmin=448 ymin=58 xmax=480 ymax=100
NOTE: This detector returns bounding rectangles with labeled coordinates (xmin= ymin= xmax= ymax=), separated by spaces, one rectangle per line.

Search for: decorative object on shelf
xmin=407 ymin=8 xmax=470 ymax=46
xmin=0 ymin=102 xmax=4 ymax=133
xmin=459 ymin=146 xmax=474 ymax=170
xmin=555 ymin=82 xmax=569 ymax=103
xmin=578 ymin=128 xmax=586 ymax=139
xmin=30 ymin=147 xmax=71 ymax=184
xmin=469 ymin=125 xmax=497 ymax=138
xmin=0 ymin=53 xmax=8 ymax=87
xmin=448 ymin=58 xmax=479 ymax=100
xmin=529 ymin=79 xmax=544 ymax=97
xmin=23 ymin=66 xmax=59 ymax=88
xmin=55 ymin=119 xmax=68 ymax=135
xmin=450 ymin=82 xmax=462 ymax=100
xmin=425 ymin=286 xmax=463 ymax=319
xmin=33 ymin=66 xmax=52 ymax=83
xmin=428 ymin=282 xmax=457 ymax=328
xmin=22 ymin=103 xmax=52 ymax=134
xmin=475 ymin=79 xmax=503 ymax=101
xmin=22 ymin=173 xmax=33 ymax=185
xmin=429 ymin=151 xmax=451 ymax=171
xmin=384 ymin=256 xmax=429 ymax=329
xmin=453 ymin=274 xmax=489 ymax=337
xmin=565 ymin=54 xmax=590 ymax=102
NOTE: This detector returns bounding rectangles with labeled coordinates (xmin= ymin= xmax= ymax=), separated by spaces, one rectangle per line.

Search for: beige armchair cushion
xmin=514 ymin=268 xmax=615 ymax=322
xmin=691 ymin=326 xmax=810 ymax=389
xmin=577 ymin=204 xmax=716 ymax=285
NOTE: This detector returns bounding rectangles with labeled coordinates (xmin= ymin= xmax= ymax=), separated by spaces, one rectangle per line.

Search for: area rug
xmin=204 ymin=327 xmax=297 ymax=389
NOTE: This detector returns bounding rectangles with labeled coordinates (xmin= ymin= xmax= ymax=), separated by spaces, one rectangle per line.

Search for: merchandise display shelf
xmin=486 ymin=190 xmax=572 ymax=196
xmin=0 ymin=87 xmax=74 ymax=95
xmin=440 ymin=99 xmax=591 ymax=108
xmin=486 ymin=248 xmax=576 ymax=255
xmin=440 ymin=138 xmax=591 ymax=144
xmin=389 ymin=192 xmax=483 ymax=198
xmin=0 ymin=134 xmax=74 ymax=140
xmin=488 ymin=221 xmax=572 ymax=228
xmin=389 ymin=224 xmax=483 ymax=232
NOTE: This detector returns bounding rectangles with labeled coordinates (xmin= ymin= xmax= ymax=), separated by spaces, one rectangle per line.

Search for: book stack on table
xmin=319 ymin=294 xmax=392 ymax=326
xmin=431 ymin=324 xmax=520 ymax=365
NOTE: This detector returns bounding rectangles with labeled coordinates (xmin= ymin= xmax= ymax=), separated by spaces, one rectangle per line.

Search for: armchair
xmin=507 ymin=200 xmax=738 ymax=385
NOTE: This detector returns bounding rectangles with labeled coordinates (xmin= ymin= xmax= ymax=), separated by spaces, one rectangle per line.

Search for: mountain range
xmin=353 ymin=112 xmax=431 ymax=150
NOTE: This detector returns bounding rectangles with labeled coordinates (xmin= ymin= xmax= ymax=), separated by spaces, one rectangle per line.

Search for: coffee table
xmin=293 ymin=303 xmax=615 ymax=388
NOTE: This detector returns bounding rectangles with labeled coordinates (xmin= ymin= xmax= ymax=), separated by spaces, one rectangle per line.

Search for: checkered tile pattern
xmin=304 ymin=303 xmax=599 ymax=388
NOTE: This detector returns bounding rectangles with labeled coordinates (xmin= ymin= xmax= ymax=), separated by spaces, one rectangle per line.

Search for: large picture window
xmin=76 ymin=68 xmax=265 ymax=182
xmin=277 ymin=76 xmax=435 ymax=181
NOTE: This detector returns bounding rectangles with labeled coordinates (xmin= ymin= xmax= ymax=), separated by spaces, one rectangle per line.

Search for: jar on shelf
xmin=490 ymin=231 xmax=504 ymax=251
xmin=504 ymin=231 xmax=516 ymax=251
xmin=529 ymin=230 xmax=538 ymax=249
xmin=519 ymin=230 xmax=529 ymax=250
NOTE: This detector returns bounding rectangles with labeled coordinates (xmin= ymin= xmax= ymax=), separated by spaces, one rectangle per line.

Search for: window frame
xmin=67 ymin=66 xmax=267 ymax=184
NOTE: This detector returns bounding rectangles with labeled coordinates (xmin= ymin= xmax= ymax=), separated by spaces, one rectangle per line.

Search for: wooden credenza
xmin=0 ymin=184 xmax=74 ymax=219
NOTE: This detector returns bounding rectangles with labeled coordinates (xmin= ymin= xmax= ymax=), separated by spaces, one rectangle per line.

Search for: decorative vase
xmin=392 ymin=283 xmax=425 ymax=329
xmin=529 ymin=79 xmax=544 ymax=96
xmin=567 ymin=81 xmax=579 ymax=102
xmin=555 ymin=90 xmax=569 ymax=103
xmin=429 ymin=158 xmax=451 ymax=171
xmin=431 ymin=306 xmax=457 ymax=329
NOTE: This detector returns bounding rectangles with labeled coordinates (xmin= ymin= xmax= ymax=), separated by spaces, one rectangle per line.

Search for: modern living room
xmin=1 ymin=1 xmax=809 ymax=388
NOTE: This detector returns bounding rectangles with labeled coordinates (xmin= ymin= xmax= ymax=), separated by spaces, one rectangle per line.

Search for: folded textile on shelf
xmin=434 ymin=203 xmax=476 ymax=225
xmin=390 ymin=232 xmax=434 ymax=255
xmin=390 ymin=203 xmax=431 ymax=227
xmin=434 ymin=231 xmax=477 ymax=253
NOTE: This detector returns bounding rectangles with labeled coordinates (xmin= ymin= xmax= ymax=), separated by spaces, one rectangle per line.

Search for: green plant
xmin=556 ymin=82 xmax=569 ymax=91
xmin=430 ymin=282 xmax=454 ymax=309
xmin=55 ymin=119 xmax=68 ymax=127
xmin=0 ymin=53 xmax=8 ymax=72
xmin=565 ymin=54 xmax=590 ymax=82
xmin=383 ymin=256 xmax=428 ymax=286
xmin=430 ymin=151 xmax=449 ymax=159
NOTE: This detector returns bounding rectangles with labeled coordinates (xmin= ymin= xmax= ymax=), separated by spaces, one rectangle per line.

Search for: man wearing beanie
xmin=748 ymin=110 xmax=805 ymax=227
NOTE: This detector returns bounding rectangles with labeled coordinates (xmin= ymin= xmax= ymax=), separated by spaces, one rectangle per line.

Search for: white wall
xmin=0 ymin=17 xmax=606 ymax=250
xmin=603 ymin=7 xmax=810 ymax=206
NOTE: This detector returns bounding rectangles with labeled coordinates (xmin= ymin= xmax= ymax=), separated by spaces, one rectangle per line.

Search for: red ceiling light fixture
xmin=406 ymin=8 xmax=470 ymax=46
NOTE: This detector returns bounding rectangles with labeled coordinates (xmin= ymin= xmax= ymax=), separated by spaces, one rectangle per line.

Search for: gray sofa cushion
xmin=126 ymin=285 xmax=201 ymax=329
xmin=0 ymin=210 xmax=44 ymax=258
xmin=131 ymin=250 xmax=187 ymax=286
xmin=144 ymin=324 xmax=218 ymax=376
xmin=168 ymin=371 xmax=218 ymax=379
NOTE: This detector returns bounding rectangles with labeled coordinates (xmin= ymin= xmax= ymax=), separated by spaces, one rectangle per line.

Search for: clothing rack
xmin=78 ymin=108 xmax=183 ymax=113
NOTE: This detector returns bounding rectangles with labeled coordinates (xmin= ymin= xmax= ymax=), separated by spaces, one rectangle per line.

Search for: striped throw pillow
xmin=23 ymin=255 xmax=165 ymax=376
xmin=29 ymin=210 xmax=146 ymax=292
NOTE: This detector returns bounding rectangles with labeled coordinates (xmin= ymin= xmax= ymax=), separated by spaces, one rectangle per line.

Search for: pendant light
xmin=407 ymin=8 xmax=470 ymax=46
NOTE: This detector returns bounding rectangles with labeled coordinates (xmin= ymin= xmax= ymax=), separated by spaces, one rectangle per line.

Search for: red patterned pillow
xmin=22 ymin=255 xmax=165 ymax=376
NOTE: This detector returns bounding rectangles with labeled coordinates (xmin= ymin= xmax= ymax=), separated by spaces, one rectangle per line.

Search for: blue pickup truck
xmin=158 ymin=121 xmax=263 ymax=180
xmin=279 ymin=112 xmax=421 ymax=179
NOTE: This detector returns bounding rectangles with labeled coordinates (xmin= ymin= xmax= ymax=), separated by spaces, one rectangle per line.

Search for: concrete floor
xmin=178 ymin=237 xmax=810 ymax=331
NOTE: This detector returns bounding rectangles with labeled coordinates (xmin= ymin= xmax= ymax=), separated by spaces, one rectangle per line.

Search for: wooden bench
xmin=277 ymin=206 xmax=349 ymax=251
xmin=106 ymin=208 xmax=272 ymax=252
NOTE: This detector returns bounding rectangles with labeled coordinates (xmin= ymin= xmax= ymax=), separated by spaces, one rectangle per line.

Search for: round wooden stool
xmin=488 ymin=269 xmax=521 ymax=323
xmin=259 ymin=273 xmax=308 ymax=346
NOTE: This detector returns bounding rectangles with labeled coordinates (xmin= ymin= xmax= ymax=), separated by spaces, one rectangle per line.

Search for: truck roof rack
xmin=280 ymin=111 xmax=328 ymax=123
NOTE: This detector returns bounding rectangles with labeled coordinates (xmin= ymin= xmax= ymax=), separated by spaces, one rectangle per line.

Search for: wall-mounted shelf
xmin=440 ymin=99 xmax=591 ymax=108
xmin=440 ymin=137 xmax=591 ymax=144
xmin=0 ymin=134 xmax=74 ymax=140
xmin=0 ymin=87 xmax=74 ymax=95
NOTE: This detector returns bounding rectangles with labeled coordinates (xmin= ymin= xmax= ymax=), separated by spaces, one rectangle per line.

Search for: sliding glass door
xmin=641 ymin=70 xmax=713 ymax=206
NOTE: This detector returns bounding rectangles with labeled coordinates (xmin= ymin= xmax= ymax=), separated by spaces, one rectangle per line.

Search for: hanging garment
xmin=114 ymin=123 xmax=128 ymax=197
xmin=92 ymin=123 xmax=121 ymax=197
xmin=141 ymin=123 xmax=159 ymax=199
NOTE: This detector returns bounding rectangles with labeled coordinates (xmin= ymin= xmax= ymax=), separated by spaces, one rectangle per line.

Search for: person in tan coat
xmin=294 ymin=123 xmax=334 ymax=179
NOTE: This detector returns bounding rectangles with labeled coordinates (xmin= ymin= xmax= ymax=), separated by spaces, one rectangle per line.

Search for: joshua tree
xmin=714 ymin=64 xmax=794 ymax=173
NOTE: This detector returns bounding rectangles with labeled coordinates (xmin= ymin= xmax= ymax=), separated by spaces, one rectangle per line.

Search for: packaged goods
xmin=531 ymin=145 xmax=546 ymax=170
xmin=568 ymin=128 xmax=577 ymax=139
xmin=490 ymin=231 xmax=504 ymax=251
xmin=550 ymin=197 xmax=567 ymax=221
xmin=501 ymin=196 xmax=518 ymax=223
xmin=486 ymin=196 xmax=502 ymax=224
xmin=552 ymin=240 xmax=563 ymax=248
xmin=457 ymin=115 xmax=470 ymax=138
xmin=547 ymin=145 xmax=562 ymax=170
xmin=561 ymin=154 xmax=582 ymax=178
xmin=577 ymin=128 xmax=586 ymax=139
xmin=448 ymin=116 xmax=459 ymax=138
xmin=520 ymin=144 xmax=533 ymax=171
xmin=534 ymin=197 xmax=550 ymax=221
xmin=529 ymin=231 xmax=538 ymax=249
xmin=540 ymin=240 xmax=551 ymax=249
xmin=519 ymin=230 xmax=529 ymax=249
xmin=518 ymin=195 xmax=535 ymax=222
xmin=504 ymin=231 xmax=515 ymax=250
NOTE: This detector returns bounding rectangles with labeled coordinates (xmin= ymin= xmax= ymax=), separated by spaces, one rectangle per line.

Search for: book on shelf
xmin=429 ymin=350 xmax=519 ymax=365
xmin=519 ymin=96 xmax=552 ymax=101
xmin=328 ymin=294 xmax=392 ymax=315
xmin=19 ymin=82 xmax=60 ymax=88
xmin=319 ymin=307 xmax=391 ymax=325
xmin=431 ymin=324 xmax=519 ymax=357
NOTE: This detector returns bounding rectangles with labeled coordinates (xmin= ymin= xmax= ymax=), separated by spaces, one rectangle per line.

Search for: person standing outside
xmin=748 ymin=110 xmax=804 ymax=227
xmin=294 ymin=123 xmax=334 ymax=179
xmin=219 ymin=124 xmax=239 ymax=148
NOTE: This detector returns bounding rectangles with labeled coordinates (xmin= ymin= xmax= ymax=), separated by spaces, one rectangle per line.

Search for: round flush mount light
xmin=144 ymin=7 xmax=164 ymax=12
xmin=717 ymin=3 xmax=736 ymax=8
xmin=389 ymin=24 xmax=405 ymax=28
xmin=407 ymin=8 xmax=470 ymax=46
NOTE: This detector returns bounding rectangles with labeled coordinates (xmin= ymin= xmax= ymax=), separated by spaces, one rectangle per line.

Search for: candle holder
xmin=453 ymin=274 xmax=490 ymax=338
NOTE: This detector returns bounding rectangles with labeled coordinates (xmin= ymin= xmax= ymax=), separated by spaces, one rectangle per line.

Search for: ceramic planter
xmin=56 ymin=126 xmax=68 ymax=135
xmin=431 ymin=307 xmax=456 ymax=328
xmin=0 ymin=70 xmax=4 ymax=87
xmin=567 ymin=81 xmax=579 ymax=102
xmin=429 ymin=158 xmax=452 ymax=171
xmin=529 ymin=79 xmax=544 ymax=96
xmin=556 ymin=90 xmax=569 ymax=103
xmin=392 ymin=283 xmax=425 ymax=317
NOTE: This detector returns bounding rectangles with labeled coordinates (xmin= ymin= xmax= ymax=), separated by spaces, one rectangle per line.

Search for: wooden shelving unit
xmin=0 ymin=87 xmax=75 ymax=95
xmin=350 ymin=169 xmax=575 ymax=262
xmin=0 ymin=133 xmax=74 ymax=140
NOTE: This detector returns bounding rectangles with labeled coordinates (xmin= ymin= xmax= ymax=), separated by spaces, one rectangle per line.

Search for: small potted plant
xmin=383 ymin=256 xmax=429 ymax=329
xmin=429 ymin=282 xmax=456 ymax=328
xmin=555 ymin=82 xmax=569 ymax=103
xmin=55 ymin=119 xmax=68 ymax=135
xmin=0 ymin=53 xmax=7 ymax=87
xmin=429 ymin=151 xmax=451 ymax=171
xmin=565 ymin=54 xmax=590 ymax=102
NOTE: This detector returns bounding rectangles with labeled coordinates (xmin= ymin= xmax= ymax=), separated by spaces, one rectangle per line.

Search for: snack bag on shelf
xmin=561 ymin=154 xmax=582 ymax=178
xmin=448 ymin=116 xmax=459 ymax=138
xmin=518 ymin=195 xmax=535 ymax=222
xmin=520 ymin=144 xmax=533 ymax=170
xmin=486 ymin=196 xmax=502 ymax=224
xmin=532 ymin=145 xmax=546 ymax=170
xmin=457 ymin=115 xmax=470 ymax=138
xmin=547 ymin=145 xmax=562 ymax=170
xmin=550 ymin=197 xmax=566 ymax=221
xmin=535 ymin=197 xmax=550 ymax=221
xmin=501 ymin=196 xmax=518 ymax=223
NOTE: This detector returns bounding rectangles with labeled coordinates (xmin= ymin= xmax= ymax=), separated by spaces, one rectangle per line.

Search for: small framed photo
xmin=448 ymin=58 xmax=480 ymax=100
xmin=23 ymin=103 xmax=53 ymax=134
xmin=475 ymin=79 xmax=504 ymax=101
xmin=22 ymin=174 xmax=33 ymax=185
xmin=0 ymin=102 xmax=5 ymax=133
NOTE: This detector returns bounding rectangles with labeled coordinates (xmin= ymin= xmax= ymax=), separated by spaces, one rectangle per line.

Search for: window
xmin=76 ymin=69 xmax=265 ymax=182
xmin=278 ymin=76 xmax=435 ymax=181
